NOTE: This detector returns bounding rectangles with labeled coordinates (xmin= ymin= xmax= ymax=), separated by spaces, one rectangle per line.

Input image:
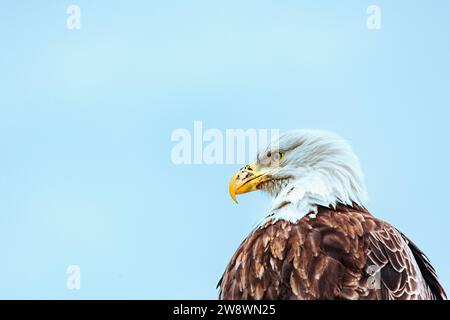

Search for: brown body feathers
xmin=218 ymin=205 xmax=446 ymax=300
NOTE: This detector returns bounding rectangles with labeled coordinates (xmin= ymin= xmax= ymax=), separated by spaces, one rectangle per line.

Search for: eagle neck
xmin=259 ymin=169 xmax=366 ymax=226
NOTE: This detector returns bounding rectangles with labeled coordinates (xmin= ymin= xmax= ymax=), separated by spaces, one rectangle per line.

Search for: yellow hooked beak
xmin=228 ymin=163 xmax=278 ymax=203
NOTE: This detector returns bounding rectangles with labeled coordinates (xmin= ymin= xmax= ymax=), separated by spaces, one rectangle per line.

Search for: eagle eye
xmin=260 ymin=151 xmax=284 ymax=166
xmin=268 ymin=151 xmax=284 ymax=165
xmin=273 ymin=152 xmax=282 ymax=161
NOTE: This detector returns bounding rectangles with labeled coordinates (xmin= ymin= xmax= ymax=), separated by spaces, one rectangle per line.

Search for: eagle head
xmin=229 ymin=130 xmax=368 ymax=220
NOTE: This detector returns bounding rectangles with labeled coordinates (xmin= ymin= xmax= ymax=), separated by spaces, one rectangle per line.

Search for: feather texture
xmin=218 ymin=204 xmax=446 ymax=300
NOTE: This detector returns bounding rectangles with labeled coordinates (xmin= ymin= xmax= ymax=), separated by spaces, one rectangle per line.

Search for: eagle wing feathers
xmin=218 ymin=205 xmax=446 ymax=300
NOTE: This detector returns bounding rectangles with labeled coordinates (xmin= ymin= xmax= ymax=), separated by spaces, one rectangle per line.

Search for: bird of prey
xmin=219 ymin=130 xmax=446 ymax=300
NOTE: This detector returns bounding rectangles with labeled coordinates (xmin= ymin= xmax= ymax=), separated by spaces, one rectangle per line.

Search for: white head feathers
xmin=257 ymin=130 xmax=368 ymax=223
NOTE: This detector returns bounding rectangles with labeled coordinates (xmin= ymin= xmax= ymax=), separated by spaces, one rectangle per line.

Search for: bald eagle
xmin=219 ymin=130 xmax=446 ymax=300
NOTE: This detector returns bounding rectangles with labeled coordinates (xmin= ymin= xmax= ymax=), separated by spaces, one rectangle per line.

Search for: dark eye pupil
xmin=267 ymin=151 xmax=271 ymax=157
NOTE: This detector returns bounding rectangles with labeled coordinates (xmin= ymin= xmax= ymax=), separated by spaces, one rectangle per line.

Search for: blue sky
xmin=0 ymin=1 xmax=449 ymax=299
